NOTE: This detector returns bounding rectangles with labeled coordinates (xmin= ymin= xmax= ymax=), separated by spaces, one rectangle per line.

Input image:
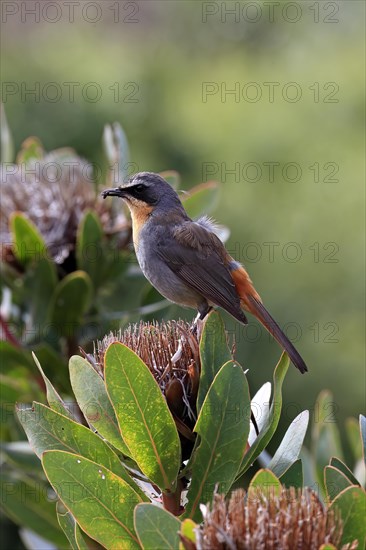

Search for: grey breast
xmin=136 ymin=220 xmax=203 ymax=308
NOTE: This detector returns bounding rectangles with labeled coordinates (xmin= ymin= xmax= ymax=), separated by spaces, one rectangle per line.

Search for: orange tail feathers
xmin=231 ymin=266 xmax=308 ymax=374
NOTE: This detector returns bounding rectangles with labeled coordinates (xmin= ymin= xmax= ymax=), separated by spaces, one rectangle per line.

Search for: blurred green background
xmin=1 ymin=0 xmax=364 ymax=439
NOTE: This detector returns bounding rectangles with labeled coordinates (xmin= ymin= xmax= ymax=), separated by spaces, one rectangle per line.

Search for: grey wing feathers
xmin=157 ymin=222 xmax=247 ymax=324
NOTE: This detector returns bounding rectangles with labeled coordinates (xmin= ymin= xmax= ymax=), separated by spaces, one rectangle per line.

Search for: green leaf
xmin=182 ymin=181 xmax=219 ymax=219
xmin=325 ymin=465 xmax=353 ymax=502
xmin=57 ymin=501 xmax=103 ymax=550
xmin=329 ymin=457 xmax=361 ymax=486
xmin=312 ymin=390 xmax=343 ymax=492
xmin=197 ymin=310 xmax=232 ymax=412
xmin=345 ymin=417 xmax=363 ymax=463
xmin=360 ymin=415 xmax=366 ymax=465
xmin=179 ymin=519 xmax=197 ymax=550
xmin=279 ymin=459 xmax=303 ymax=489
xmin=75 ymin=524 xmax=104 ymax=550
xmin=105 ymin=342 xmax=180 ymax=491
xmin=48 ymin=271 xmax=92 ymax=338
xmin=23 ymin=258 xmax=58 ymax=329
xmin=328 ymin=486 xmax=366 ymax=547
xmin=0 ymin=471 xmax=66 ymax=547
xmin=236 ymin=352 xmax=290 ymax=479
xmin=32 ymin=352 xmax=74 ymax=418
xmin=185 ymin=360 xmax=251 ymax=521
xmin=268 ymin=410 xmax=309 ymax=477
xmin=10 ymin=213 xmax=47 ymax=267
xmin=17 ymin=401 xmax=142 ymax=495
xmin=42 ymin=450 xmax=142 ymax=550
xmin=1 ymin=103 xmax=14 ymax=163
xmin=134 ymin=503 xmax=181 ymax=549
xmin=56 ymin=500 xmax=78 ymax=550
xmin=69 ymin=355 xmax=130 ymax=456
xmin=76 ymin=211 xmax=104 ymax=290
xmin=248 ymin=469 xmax=282 ymax=500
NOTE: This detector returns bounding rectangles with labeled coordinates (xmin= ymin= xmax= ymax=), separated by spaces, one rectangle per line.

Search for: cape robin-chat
xmin=102 ymin=172 xmax=308 ymax=374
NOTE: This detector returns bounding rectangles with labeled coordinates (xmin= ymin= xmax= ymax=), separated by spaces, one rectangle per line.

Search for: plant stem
xmin=162 ymin=479 xmax=185 ymax=516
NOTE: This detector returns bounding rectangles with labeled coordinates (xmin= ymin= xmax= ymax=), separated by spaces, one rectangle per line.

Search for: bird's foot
xmin=190 ymin=312 xmax=205 ymax=339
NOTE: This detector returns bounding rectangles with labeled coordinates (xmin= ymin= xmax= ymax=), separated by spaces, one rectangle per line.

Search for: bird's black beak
xmin=101 ymin=187 xmax=126 ymax=199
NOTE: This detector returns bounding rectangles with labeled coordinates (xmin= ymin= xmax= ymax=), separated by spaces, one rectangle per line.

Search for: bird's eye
xmin=134 ymin=184 xmax=145 ymax=193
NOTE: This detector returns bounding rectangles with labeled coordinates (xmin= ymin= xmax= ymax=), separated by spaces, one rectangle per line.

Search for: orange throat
xmin=129 ymin=203 xmax=154 ymax=249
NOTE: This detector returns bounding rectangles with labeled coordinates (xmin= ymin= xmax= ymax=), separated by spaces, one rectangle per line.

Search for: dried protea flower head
xmin=1 ymin=137 xmax=129 ymax=266
xmin=94 ymin=320 xmax=200 ymax=456
xmin=197 ymin=487 xmax=358 ymax=550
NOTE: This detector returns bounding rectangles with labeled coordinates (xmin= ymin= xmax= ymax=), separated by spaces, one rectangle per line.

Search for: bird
xmin=102 ymin=172 xmax=308 ymax=374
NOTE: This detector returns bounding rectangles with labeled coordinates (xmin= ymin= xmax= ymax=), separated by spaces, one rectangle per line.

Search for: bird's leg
xmin=190 ymin=304 xmax=211 ymax=337
xmin=190 ymin=316 xmax=200 ymax=337
xmin=193 ymin=311 xmax=201 ymax=325
xmin=198 ymin=303 xmax=213 ymax=320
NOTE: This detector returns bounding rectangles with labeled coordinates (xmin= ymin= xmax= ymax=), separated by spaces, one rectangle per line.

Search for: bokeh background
xmin=1 ymin=0 xmax=364 ymax=499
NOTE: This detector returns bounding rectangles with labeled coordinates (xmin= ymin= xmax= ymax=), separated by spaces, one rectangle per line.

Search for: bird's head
xmin=101 ymin=172 xmax=183 ymax=213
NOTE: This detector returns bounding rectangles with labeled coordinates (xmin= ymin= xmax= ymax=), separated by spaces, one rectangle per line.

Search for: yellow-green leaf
xmin=17 ymin=401 xmax=142 ymax=496
xmin=329 ymin=457 xmax=360 ymax=486
xmin=10 ymin=212 xmax=47 ymax=266
xmin=179 ymin=519 xmax=197 ymax=550
xmin=42 ymin=451 xmax=142 ymax=550
xmin=134 ymin=503 xmax=181 ymax=549
xmin=105 ymin=342 xmax=180 ymax=491
xmin=56 ymin=500 xmax=78 ymax=550
xmin=75 ymin=524 xmax=104 ymax=549
xmin=325 ymin=465 xmax=353 ymax=503
xmin=198 ymin=310 xmax=232 ymax=412
xmin=328 ymin=486 xmax=366 ymax=547
xmin=185 ymin=360 xmax=250 ymax=521
xmin=69 ymin=355 xmax=130 ymax=456
xmin=32 ymin=352 xmax=74 ymax=418
xmin=248 ymin=469 xmax=282 ymax=501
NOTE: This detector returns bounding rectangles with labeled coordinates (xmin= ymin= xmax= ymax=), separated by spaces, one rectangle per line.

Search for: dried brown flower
xmin=1 ymin=138 xmax=129 ymax=266
xmin=94 ymin=320 xmax=201 ymax=455
xmin=197 ymin=487 xmax=358 ymax=550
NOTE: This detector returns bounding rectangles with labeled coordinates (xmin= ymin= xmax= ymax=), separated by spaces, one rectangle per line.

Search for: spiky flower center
xmin=94 ymin=320 xmax=200 ymax=442
xmin=199 ymin=487 xmax=357 ymax=550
